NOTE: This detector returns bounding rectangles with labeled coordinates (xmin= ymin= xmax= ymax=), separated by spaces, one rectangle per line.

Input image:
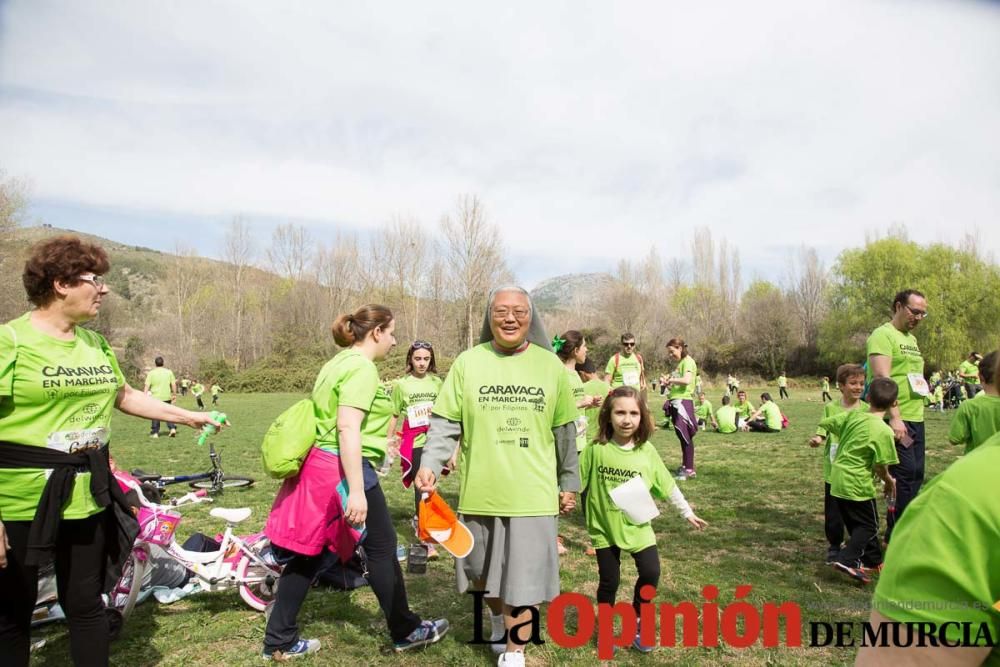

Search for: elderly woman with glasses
xmin=0 ymin=236 xmax=222 ymax=667
xmin=416 ymin=286 xmax=579 ymax=667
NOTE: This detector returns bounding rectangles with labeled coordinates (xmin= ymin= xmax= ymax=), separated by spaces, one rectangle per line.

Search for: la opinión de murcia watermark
xmin=468 ymin=587 xmax=997 ymax=659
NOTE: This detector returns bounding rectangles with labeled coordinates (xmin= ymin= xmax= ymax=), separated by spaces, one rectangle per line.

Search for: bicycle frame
xmin=141 ymin=444 xmax=224 ymax=490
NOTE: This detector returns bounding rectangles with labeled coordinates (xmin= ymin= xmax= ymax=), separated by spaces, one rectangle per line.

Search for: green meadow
xmin=30 ymin=389 xmax=959 ymax=666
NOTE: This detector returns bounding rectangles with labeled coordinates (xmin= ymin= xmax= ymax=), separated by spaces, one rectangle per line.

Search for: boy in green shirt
xmin=714 ymin=395 xmax=738 ymax=434
xmin=694 ymin=392 xmax=716 ymax=431
xmin=144 ymin=356 xmax=177 ymax=437
xmin=821 ymin=376 xmax=832 ymax=402
xmin=777 ymin=372 xmax=789 ymax=400
xmin=734 ymin=390 xmax=754 ymax=430
xmin=211 ymin=383 xmax=223 ymax=405
xmin=191 ymin=381 xmax=205 ymax=410
xmin=816 ymin=377 xmax=899 ymax=584
xmin=809 ymin=364 xmax=867 ymax=564
xmin=948 ymin=350 xmax=1000 ymax=455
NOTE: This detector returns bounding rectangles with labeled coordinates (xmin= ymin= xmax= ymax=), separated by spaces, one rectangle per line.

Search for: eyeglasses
xmin=411 ymin=341 xmax=433 ymax=350
xmin=491 ymin=307 xmax=530 ymax=321
xmin=78 ymin=274 xmax=106 ymax=288
xmin=905 ymin=305 xmax=928 ymax=319
xmin=622 ymin=342 xmax=636 ymax=348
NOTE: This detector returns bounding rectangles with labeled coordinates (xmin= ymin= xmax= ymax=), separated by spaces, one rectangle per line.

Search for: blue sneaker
xmin=393 ymin=618 xmax=449 ymax=652
xmin=632 ymin=626 xmax=656 ymax=653
xmin=262 ymin=638 xmax=321 ymax=661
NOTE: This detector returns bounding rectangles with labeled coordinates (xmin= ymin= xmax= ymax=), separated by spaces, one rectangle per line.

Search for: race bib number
xmin=829 ymin=442 xmax=839 ymax=464
xmin=907 ymin=373 xmax=930 ymax=397
xmin=622 ymin=370 xmax=640 ymax=387
xmin=47 ymin=427 xmax=110 ymax=454
xmin=406 ymin=401 xmax=434 ymax=428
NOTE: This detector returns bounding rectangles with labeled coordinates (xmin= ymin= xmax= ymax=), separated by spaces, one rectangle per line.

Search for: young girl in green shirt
xmin=580 ymin=386 xmax=708 ymax=653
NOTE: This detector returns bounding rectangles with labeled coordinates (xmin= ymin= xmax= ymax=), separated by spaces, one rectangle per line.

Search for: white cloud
xmin=2 ymin=0 xmax=999 ymax=280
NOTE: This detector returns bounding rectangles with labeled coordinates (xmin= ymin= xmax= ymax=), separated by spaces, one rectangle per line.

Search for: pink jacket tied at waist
xmin=265 ymin=446 xmax=363 ymax=562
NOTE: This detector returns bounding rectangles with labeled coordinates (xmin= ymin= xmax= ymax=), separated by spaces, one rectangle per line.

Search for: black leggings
xmin=264 ymin=476 xmax=421 ymax=651
xmin=747 ymin=419 xmax=780 ymax=433
xmin=410 ymin=446 xmax=423 ymax=517
xmin=0 ymin=512 xmax=111 ymax=667
xmin=779 ymin=387 xmax=789 ymax=400
xmin=595 ymin=545 xmax=660 ymax=616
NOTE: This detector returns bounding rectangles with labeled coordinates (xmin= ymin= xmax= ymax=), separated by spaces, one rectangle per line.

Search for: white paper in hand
xmin=608 ymin=475 xmax=660 ymax=524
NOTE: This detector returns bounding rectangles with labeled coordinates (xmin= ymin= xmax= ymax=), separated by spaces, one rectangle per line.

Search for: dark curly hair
xmin=22 ymin=235 xmax=110 ymax=307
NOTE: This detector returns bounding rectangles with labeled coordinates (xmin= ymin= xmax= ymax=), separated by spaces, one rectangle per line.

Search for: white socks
xmin=490 ymin=613 xmax=506 ymax=655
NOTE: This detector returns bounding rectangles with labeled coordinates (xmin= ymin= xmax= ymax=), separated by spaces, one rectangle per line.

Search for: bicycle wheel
xmin=236 ymin=539 xmax=280 ymax=611
xmin=110 ymin=545 xmax=148 ymax=624
xmin=189 ymin=475 xmax=254 ymax=491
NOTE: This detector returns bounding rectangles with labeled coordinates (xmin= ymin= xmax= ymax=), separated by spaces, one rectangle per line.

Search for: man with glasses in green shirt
xmin=866 ymin=289 xmax=928 ymax=543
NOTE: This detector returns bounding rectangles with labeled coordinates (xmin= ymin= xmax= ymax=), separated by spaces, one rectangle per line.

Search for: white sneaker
xmin=498 ymin=651 xmax=525 ymax=667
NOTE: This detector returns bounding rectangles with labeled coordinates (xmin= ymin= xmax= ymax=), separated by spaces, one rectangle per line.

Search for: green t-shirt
xmin=579 ymin=441 xmax=676 ymax=553
xmin=760 ymin=401 xmax=783 ymax=431
xmin=0 ymin=313 xmax=126 ymax=521
xmin=191 ymin=383 xmax=204 ymax=396
xmin=565 ymin=368 xmax=589 ymax=452
xmin=948 ymin=393 xmax=1000 ymax=455
xmin=432 ymin=343 xmax=577 ymax=517
xmin=777 ymin=375 xmax=787 ymax=388
xmin=313 ymin=349 xmax=392 ymax=464
xmin=821 ymin=379 xmax=830 ymax=392
xmin=816 ymin=400 xmax=868 ymax=483
xmin=715 ymin=405 xmax=738 ymax=433
xmin=820 ymin=411 xmax=899 ymax=501
xmin=668 ymin=356 xmax=697 ymax=401
xmin=605 ymin=353 xmax=643 ymax=389
xmin=210 ymin=384 xmax=222 ymax=396
xmin=866 ymin=322 xmax=925 ymax=423
xmin=735 ymin=399 xmax=755 ymax=420
xmin=694 ymin=400 xmax=714 ymax=422
xmin=929 ymin=371 xmax=941 ymax=385
xmin=873 ymin=441 xmax=1000 ymax=663
xmin=390 ymin=374 xmax=443 ymax=449
xmin=582 ymin=378 xmax=611 ymax=445
xmin=180 ymin=378 xmax=190 ymax=388
xmin=959 ymin=359 xmax=981 ymax=384
xmin=145 ymin=367 xmax=175 ymax=401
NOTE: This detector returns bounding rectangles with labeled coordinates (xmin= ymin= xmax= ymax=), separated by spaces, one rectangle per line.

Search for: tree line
xmin=2 ymin=170 xmax=997 ymax=389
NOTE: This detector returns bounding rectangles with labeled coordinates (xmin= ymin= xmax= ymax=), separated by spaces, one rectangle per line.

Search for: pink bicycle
xmin=109 ymin=490 xmax=280 ymax=624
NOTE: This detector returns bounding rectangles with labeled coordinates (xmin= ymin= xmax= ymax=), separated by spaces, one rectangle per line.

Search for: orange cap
xmin=418 ymin=491 xmax=474 ymax=559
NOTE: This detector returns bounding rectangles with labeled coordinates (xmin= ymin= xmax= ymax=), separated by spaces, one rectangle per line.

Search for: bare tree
xmin=224 ymin=217 xmax=255 ymax=371
xmin=267 ymin=224 xmax=313 ymax=281
xmin=787 ymin=246 xmax=828 ymax=349
xmin=440 ymin=195 xmax=509 ymax=350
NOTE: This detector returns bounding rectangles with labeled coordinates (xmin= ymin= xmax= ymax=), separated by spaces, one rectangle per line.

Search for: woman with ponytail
xmin=261 ymin=305 xmax=448 ymax=660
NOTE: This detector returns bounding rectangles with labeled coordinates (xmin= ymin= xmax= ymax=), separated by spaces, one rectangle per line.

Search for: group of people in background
xmin=3 ymin=236 xmax=998 ymax=666
xmin=141 ymin=357 xmax=223 ymax=437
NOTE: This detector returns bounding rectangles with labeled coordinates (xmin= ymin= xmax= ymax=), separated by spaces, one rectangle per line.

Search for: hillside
xmin=530 ymin=272 xmax=614 ymax=311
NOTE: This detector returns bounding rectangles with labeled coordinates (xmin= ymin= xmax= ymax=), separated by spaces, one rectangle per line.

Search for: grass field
xmin=30 ymin=388 xmax=959 ymax=666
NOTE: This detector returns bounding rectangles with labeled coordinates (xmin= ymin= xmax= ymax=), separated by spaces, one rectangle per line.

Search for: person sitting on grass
xmin=714 ymin=395 xmax=738 ymax=434
xmin=809 ymin=364 xmax=867 ymax=566
xmin=815 ymin=377 xmax=899 ymax=585
xmin=947 ymin=349 xmax=1000 ymax=455
xmin=734 ymin=390 xmax=755 ymax=430
xmin=745 ymin=393 xmax=783 ymax=433
xmin=693 ymin=392 xmax=716 ymax=431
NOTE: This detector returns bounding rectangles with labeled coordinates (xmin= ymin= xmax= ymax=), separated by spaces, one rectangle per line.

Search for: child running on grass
xmin=191 ymin=381 xmax=205 ymax=410
xmin=815 ymin=377 xmax=898 ymax=584
xmin=821 ymin=376 xmax=832 ymax=403
xmin=947 ymin=350 xmax=1000 ymax=454
xmin=809 ymin=364 xmax=867 ymax=565
xmin=579 ymin=386 xmax=708 ymax=653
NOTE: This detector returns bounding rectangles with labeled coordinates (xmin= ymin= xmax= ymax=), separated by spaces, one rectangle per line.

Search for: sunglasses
xmin=411 ymin=341 xmax=433 ymax=350
xmin=622 ymin=342 xmax=636 ymax=348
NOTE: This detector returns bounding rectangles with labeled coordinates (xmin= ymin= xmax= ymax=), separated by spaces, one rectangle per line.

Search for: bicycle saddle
xmin=130 ymin=469 xmax=161 ymax=482
xmin=210 ymin=507 xmax=252 ymax=524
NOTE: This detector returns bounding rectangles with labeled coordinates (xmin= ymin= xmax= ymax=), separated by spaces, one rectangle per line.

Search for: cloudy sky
xmin=2 ymin=0 xmax=999 ymax=287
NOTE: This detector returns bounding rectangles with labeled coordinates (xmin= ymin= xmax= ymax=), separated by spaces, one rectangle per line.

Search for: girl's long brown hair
xmin=595 ymin=386 xmax=655 ymax=447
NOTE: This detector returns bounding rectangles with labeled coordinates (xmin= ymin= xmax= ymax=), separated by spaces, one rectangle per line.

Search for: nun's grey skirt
xmin=455 ymin=514 xmax=560 ymax=607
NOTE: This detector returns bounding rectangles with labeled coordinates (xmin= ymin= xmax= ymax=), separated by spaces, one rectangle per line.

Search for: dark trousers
xmin=595 ymin=545 xmax=660 ymax=617
xmin=885 ymin=421 xmax=925 ymax=543
xmin=747 ymin=419 xmax=779 ymax=433
xmin=150 ymin=399 xmax=176 ymax=435
xmin=195 ymin=395 xmax=205 ymax=409
xmin=824 ymin=482 xmax=846 ymax=548
xmin=410 ymin=446 xmax=423 ymax=517
xmin=822 ymin=391 xmax=832 ymax=402
xmin=264 ymin=472 xmax=421 ymax=650
xmin=668 ymin=399 xmax=697 ymax=471
xmin=835 ymin=497 xmax=882 ymax=568
xmin=0 ymin=512 xmax=110 ymax=667
xmin=779 ymin=387 xmax=789 ymax=400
